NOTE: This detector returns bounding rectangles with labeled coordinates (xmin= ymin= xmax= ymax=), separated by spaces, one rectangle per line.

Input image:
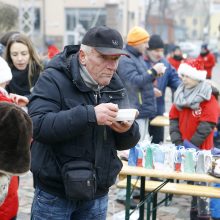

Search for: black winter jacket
xmin=28 ymin=45 xmax=140 ymax=199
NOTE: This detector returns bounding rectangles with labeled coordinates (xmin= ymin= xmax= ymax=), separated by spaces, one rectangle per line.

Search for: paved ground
xmin=17 ymin=62 xmax=220 ymax=219
xmin=17 ymin=172 xmax=192 ymax=220
xmin=17 ymin=171 xmax=192 ymax=220
xmin=106 ymin=184 xmax=192 ymax=220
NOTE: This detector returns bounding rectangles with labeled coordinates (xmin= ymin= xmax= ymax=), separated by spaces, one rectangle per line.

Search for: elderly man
xmin=29 ymin=26 xmax=140 ymax=220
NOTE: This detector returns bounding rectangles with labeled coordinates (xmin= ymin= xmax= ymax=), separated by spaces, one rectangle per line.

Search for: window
xmin=181 ymin=18 xmax=185 ymax=26
xmin=65 ymin=8 xmax=106 ymax=45
xmin=67 ymin=35 xmax=75 ymax=45
xmin=65 ymin=8 xmax=106 ymax=31
xmin=66 ymin=13 xmax=76 ymax=31
xmin=34 ymin=8 xmax=40 ymax=32
xmin=192 ymin=29 xmax=197 ymax=38
xmin=193 ymin=18 xmax=197 ymax=25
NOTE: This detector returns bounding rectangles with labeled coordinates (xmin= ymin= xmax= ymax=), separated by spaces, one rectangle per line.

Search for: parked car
xmin=179 ymin=41 xmax=201 ymax=58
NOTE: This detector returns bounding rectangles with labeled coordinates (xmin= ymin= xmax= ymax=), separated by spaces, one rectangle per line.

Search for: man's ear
xmin=79 ymin=50 xmax=86 ymax=65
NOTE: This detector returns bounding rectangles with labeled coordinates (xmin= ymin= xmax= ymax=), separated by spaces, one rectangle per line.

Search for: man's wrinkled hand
xmin=110 ymin=121 xmax=133 ymax=133
xmin=94 ymin=103 xmax=118 ymax=126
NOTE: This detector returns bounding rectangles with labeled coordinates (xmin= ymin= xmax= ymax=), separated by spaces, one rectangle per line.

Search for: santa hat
xmin=178 ymin=58 xmax=207 ymax=81
xmin=0 ymin=102 xmax=32 ymax=175
xmin=0 ymin=57 xmax=12 ymax=84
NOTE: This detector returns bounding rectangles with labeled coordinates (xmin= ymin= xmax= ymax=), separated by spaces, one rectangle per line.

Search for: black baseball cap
xmin=82 ymin=26 xmax=129 ymax=56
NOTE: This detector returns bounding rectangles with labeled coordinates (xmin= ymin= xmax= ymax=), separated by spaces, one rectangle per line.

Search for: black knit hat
xmin=0 ymin=102 xmax=32 ymax=175
xmin=148 ymin=34 xmax=164 ymax=50
xmin=82 ymin=26 xmax=129 ymax=56
xmin=201 ymin=43 xmax=208 ymax=50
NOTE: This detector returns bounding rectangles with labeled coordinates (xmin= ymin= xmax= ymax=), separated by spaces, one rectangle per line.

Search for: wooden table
xmin=150 ymin=115 xmax=169 ymax=127
xmin=119 ymin=162 xmax=220 ymax=220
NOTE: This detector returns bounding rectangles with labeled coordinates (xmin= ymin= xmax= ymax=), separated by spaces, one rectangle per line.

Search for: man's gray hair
xmin=80 ymin=44 xmax=93 ymax=54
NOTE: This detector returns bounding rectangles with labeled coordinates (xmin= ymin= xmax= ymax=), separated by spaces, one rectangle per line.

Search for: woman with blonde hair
xmin=4 ymin=33 xmax=43 ymax=96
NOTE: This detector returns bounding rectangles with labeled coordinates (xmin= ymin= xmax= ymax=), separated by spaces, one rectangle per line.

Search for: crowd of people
xmin=0 ymin=25 xmax=219 ymax=220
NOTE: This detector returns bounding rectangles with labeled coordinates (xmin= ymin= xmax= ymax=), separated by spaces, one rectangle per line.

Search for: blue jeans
xmin=31 ymin=188 xmax=108 ymax=220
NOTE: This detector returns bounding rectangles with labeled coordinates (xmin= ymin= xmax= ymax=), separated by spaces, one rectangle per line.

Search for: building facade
xmin=1 ymin=0 xmax=149 ymax=49
xmin=3 ymin=0 xmax=218 ymax=52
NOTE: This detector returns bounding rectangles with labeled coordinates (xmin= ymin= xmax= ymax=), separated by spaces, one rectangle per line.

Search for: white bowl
xmin=115 ymin=109 xmax=138 ymax=121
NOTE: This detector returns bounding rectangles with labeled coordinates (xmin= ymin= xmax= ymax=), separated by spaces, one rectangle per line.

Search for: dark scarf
xmin=173 ymin=55 xmax=183 ymax=61
xmin=200 ymin=51 xmax=209 ymax=57
xmin=6 ymin=67 xmax=31 ymax=96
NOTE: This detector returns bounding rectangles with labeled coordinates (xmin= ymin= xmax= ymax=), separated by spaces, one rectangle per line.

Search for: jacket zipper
xmin=94 ymin=90 xmax=107 ymax=141
xmin=100 ymin=88 xmax=125 ymax=95
xmin=94 ymin=93 xmax=98 ymax=104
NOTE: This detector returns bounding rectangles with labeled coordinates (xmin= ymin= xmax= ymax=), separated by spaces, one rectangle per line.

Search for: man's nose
xmin=107 ymin=60 xmax=118 ymax=70
xmin=145 ymin=42 xmax=149 ymax=49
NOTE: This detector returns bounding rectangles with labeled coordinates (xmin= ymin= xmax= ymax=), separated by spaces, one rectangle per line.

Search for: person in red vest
xmin=197 ymin=43 xmax=216 ymax=79
xmin=168 ymin=45 xmax=184 ymax=71
xmin=169 ymin=58 xmax=219 ymax=220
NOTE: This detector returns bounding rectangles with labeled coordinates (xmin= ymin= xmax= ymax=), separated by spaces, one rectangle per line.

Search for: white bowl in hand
xmin=115 ymin=109 xmax=138 ymax=121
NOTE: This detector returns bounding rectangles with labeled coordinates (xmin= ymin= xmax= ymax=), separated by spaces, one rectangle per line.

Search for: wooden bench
xmin=119 ymin=162 xmax=220 ymax=220
xmin=117 ymin=178 xmax=220 ymax=198
xmin=117 ymin=178 xmax=220 ymax=220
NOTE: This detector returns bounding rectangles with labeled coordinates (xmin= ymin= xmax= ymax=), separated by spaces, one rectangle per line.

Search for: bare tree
xmin=0 ymin=2 xmax=18 ymax=32
xmin=145 ymin=0 xmax=155 ymax=26
xmin=158 ymin=0 xmax=170 ymax=35
xmin=145 ymin=0 xmax=172 ymax=35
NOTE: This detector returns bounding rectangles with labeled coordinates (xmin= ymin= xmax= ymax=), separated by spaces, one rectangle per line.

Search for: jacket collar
xmin=125 ymin=44 xmax=142 ymax=57
xmin=70 ymin=55 xmax=125 ymax=93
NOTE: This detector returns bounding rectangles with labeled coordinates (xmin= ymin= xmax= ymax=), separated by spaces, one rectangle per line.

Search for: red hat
xmin=178 ymin=58 xmax=207 ymax=81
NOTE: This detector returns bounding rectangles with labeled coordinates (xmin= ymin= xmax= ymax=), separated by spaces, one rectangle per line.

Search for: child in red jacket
xmin=0 ymin=57 xmax=32 ymax=220
xmin=169 ymin=58 xmax=219 ymax=220
xmin=0 ymin=57 xmax=29 ymax=106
